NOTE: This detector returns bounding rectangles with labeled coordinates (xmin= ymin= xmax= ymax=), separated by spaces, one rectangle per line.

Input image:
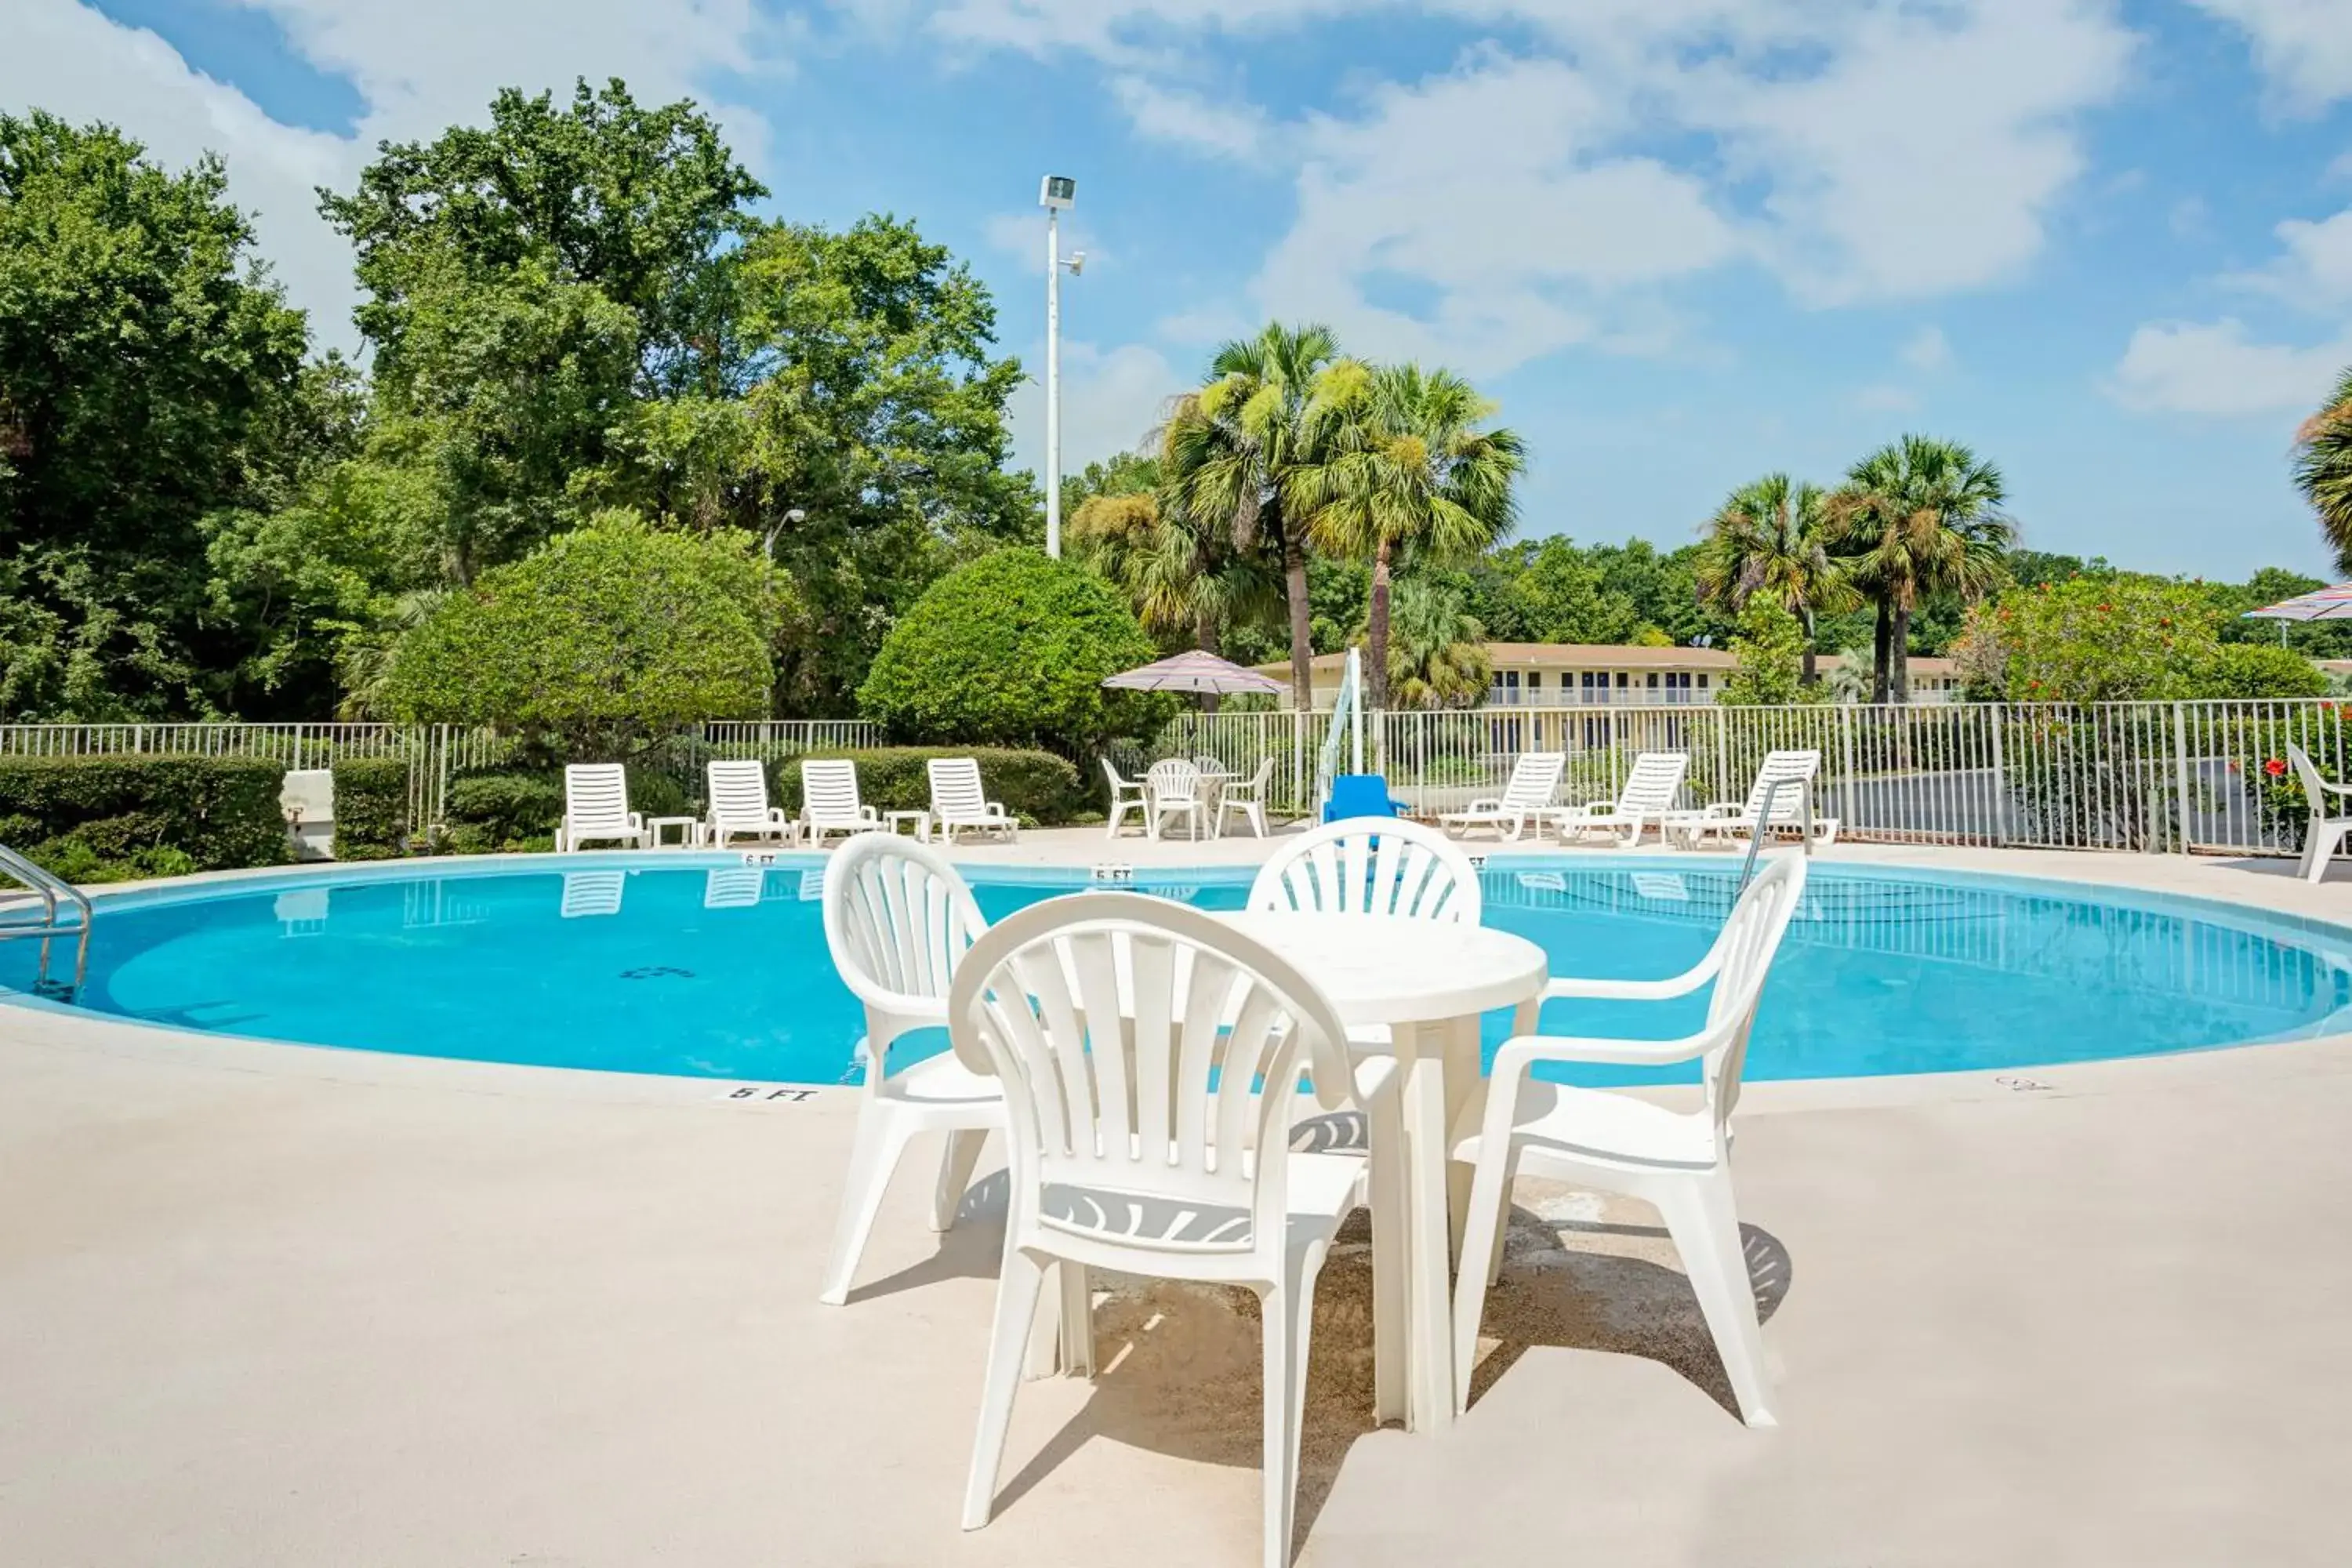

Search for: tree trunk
xmin=1367 ymin=540 xmax=1393 ymax=711
xmin=1871 ymin=600 xmax=1892 ymax=704
xmin=1891 ymin=604 xmax=1912 ymax=704
xmin=1800 ymin=607 xmax=1819 ymax=688
xmin=1283 ymin=531 xmax=1314 ymax=712
xmin=1197 ymin=608 xmax=1221 ymax=715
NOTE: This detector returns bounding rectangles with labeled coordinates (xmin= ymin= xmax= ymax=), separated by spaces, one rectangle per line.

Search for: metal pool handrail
xmin=0 ymin=844 xmax=93 ymax=998
xmin=1737 ymin=775 xmax=1810 ymax=895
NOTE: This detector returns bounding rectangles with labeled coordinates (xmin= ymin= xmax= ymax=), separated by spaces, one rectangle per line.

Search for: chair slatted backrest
xmin=1102 ymin=757 xmax=1138 ymax=794
xmin=949 ymin=894 xmax=1352 ymax=1257
xmin=1697 ymin=853 xmax=1809 ymax=1138
xmin=564 ymin=764 xmax=633 ymax=836
xmin=706 ymin=759 xmax=773 ymax=825
xmin=2288 ymin=744 xmax=2334 ymax=814
xmin=822 ymin=833 xmax=988 ymax=1069
xmin=928 ymin=757 xmax=989 ymax=821
xmin=1248 ymin=816 xmax=1483 ymax=925
xmin=1743 ymin=750 xmax=1822 ymax=822
xmin=1616 ymin=751 xmax=1690 ymax=815
xmin=1146 ymin=759 xmax=1200 ymax=798
xmin=803 ymin=759 xmax=866 ymax=823
xmin=1501 ymin=752 xmax=1566 ymax=809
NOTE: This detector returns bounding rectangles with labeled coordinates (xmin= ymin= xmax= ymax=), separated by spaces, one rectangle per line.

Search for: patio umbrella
xmin=1102 ymin=649 xmax=1284 ymax=695
xmin=2243 ymin=583 xmax=2352 ymax=644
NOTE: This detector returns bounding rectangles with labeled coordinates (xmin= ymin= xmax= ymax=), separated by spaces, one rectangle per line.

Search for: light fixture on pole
xmin=1040 ymin=174 xmax=1082 ymax=559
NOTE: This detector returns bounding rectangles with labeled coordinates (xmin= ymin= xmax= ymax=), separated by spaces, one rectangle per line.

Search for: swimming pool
xmin=3 ymin=855 xmax=2347 ymax=1087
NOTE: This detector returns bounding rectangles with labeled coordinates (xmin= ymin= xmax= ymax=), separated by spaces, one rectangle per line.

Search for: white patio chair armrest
xmin=2313 ymin=777 xmax=2352 ymax=799
xmin=1541 ymin=959 xmax=1717 ymax=1004
xmin=626 ymin=812 xmax=646 ymax=831
xmin=1492 ymin=1027 xmax=1726 ymax=1078
xmin=1461 ymin=796 xmax=1503 ymax=814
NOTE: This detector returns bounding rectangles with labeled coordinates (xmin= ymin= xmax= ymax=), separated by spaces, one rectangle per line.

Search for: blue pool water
xmin=4 ymin=856 xmax=2347 ymax=1086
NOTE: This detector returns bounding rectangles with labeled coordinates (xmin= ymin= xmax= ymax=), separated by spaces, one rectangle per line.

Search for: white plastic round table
xmin=1220 ymin=911 xmax=1549 ymax=1433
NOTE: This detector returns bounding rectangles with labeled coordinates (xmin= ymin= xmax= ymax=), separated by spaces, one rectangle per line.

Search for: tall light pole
xmin=1040 ymin=174 xmax=1081 ymax=558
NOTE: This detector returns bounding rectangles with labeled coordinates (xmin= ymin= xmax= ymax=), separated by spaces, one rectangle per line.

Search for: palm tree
xmin=1300 ymin=364 xmax=1524 ymax=708
xmin=1381 ymin=576 xmax=1491 ymax=709
xmin=1827 ymin=435 xmax=2014 ymax=703
xmin=1161 ymin=323 xmax=1342 ymax=710
xmin=1067 ymin=477 xmax=1277 ymax=710
xmin=1695 ymin=473 xmax=1858 ymax=687
xmin=2297 ymin=366 xmax=2352 ymax=572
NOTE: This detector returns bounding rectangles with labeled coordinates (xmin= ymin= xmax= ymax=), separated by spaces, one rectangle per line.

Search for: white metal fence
xmin=1143 ymin=699 xmax=2349 ymax=855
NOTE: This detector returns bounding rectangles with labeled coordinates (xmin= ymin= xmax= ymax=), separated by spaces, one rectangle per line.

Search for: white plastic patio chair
xmin=927 ymin=757 xmax=1018 ymax=844
xmin=704 ymin=758 xmax=796 ymax=848
xmin=555 ymin=764 xmax=647 ymax=851
xmin=802 ymin=758 xmax=882 ymax=847
xmin=1249 ymin=815 xmax=1483 ymax=926
xmin=1146 ymin=758 xmax=1210 ymax=841
xmin=949 ymin=892 xmax=1401 ymax=1568
xmin=1102 ymin=758 xmax=1151 ymax=840
xmin=816 ymin=833 xmax=1000 ymax=1306
xmin=1449 ymin=852 xmax=1809 ymax=1426
xmin=1218 ymin=757 xmax=1276 ymax=839
xmin=2288 ymin=744 xmax=2352 ymax=884
xmin=1663 ymin=750 xmax=1838 ymax=849
xmin=1552 ymin=751 xmax=1690 ymax=848
xmin=1439 ymin=751 xmax=1565 ymax=841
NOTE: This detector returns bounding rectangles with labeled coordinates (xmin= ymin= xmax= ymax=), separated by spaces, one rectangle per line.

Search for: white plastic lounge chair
xmin=1146 ymin=759 xmax=1210 ymax=841
xmin=1218 ymin=757 xmax=1276 ymax=839
xmin=1250 ymin=815 xmax=1483 ymax=925
xmin=555 ymin=764 xmax=647 ymax=851
xmin=2288 ymin=744 xmax=2352 ymax=884
xmin=949 ymin=893 xmax=1400 ymax=1568
xmin=1439 ymin=751 xmax=1565 ymax=841
xmin=1102 ymin=758 xmax=1150 ymax=840
xmin=1552 ymin=751 xmax=1690 ymax=848
xmin=704 ymin=758 xmax=796 ymax=848
xmin=927 ymin=757 xmax=1018 ymax=843
xmin=560 ymin=870 xmax=626 ymax=918
xmin=801 ymin=759 xmax=882 ymax=847
xmin=816 ymin=834 xmax=1001 ymax=1305
xmin=1450 ymin=852 xmax=1809 ymax=1426
xmin=279 ymin=768 xmax=334 ymax=861
xmin=702 ymin=866 xmax=765 ymax=909
xmin=1663 ymin=750 xmax=1838 ymax=849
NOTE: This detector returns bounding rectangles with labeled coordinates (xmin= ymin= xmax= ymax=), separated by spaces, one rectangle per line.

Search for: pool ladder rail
xmin=0 ymin=844 xmax=93 ymax=1001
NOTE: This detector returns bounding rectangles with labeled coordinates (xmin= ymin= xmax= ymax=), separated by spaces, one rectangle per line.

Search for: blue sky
xmin=9 ymin=1 xmax=2352 ymax=580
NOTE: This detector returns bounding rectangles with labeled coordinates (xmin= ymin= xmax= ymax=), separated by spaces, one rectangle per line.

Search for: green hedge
xmin=0 ymin=755 xmax=289 ymax=882
xmin=774 ymin=748 xmax=1084 ymax=824
xmin=442 ymin=764 xmax=691 ymax=854
xmin=332 ymin=758 xmax=410 ymax=860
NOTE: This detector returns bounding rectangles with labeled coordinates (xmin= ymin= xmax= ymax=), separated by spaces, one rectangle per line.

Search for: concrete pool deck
xmin=2 ymin=834 xmax=2350 ymax=1565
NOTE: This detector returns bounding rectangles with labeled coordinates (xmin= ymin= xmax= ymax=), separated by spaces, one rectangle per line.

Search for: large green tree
xmin=0 ymin=111 xmax=318 ymax=719
xmin=2296 ymin=366 xmax=2352 ymax=574
xmin=1696 ymin=473 xmax=1857 ymax=686
xmin=1301 ymin=364 xmax=1523 ymax=708
xmin=1828 ymin=435 xmax=2015 ymax=703
xmin=1162 ymin=322 xmax=1344 ymax=709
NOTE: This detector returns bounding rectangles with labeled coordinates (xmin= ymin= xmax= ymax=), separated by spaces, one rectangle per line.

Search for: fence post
xmin=1837 ymin=704 xmax=1858 ymax=837
xmin=1990 ymin=705 xmax=2009 ymax=848
xmin=2171 ymin=702 xmax=2194 ymax=855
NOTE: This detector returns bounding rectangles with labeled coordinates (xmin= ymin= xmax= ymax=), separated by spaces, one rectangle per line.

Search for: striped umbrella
xmin=2245 ymin=583 xmax=2352 ymax=622
xmin=1102 ymin=649 xmax=1285 ymax=695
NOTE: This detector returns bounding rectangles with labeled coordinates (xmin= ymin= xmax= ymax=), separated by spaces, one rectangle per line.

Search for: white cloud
xmin=2188 ymin=0 xmax=2352 ymax=114
xmin=2228 ymin=205 xmax=2352 ymax=307
xmin=2108 ymin=319 xmax=2352 ymax=416
xmin=1109 ymin=75 xmax=1271 ymax=160
xmin=1250 ymin=53 xmax=1737 ymax=373
xmin=1901 ymin=325 xmax=1953 ymax=373
xmin=1686 ymin=0 xmax=2132 ymax=305
xmin=4 ymin=0 xmax=785 ymax=350
xmin=1007 ymin=339 xmax=1183 ymax=480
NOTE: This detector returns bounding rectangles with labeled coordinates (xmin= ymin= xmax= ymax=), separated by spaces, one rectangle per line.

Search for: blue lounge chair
xmin=1323 ymin=774 xmax=1405 ymax=822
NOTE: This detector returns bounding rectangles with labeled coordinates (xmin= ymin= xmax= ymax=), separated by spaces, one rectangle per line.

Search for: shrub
xmin=2207 ymin=642 xmax=2327 ymax=699
xmin=773 ymin=748 xmax=1085 ymax=825
xmin=442 ymin=764 xmax=692 ymax=853
xmin=1718 ymin=601 xmax=1813 ymax=706
xmin=858 ymin=549 xmax=1174 ymax=752
xmin=332 ymin=758 xmax=410 ymax=860
xmin=379 ymin=512 xmax=798 ymax=754
xmin=0 ymin=755 xmax=287 ymax=880
xmin=1965 ymin=578 xmax=2223 ymax=706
